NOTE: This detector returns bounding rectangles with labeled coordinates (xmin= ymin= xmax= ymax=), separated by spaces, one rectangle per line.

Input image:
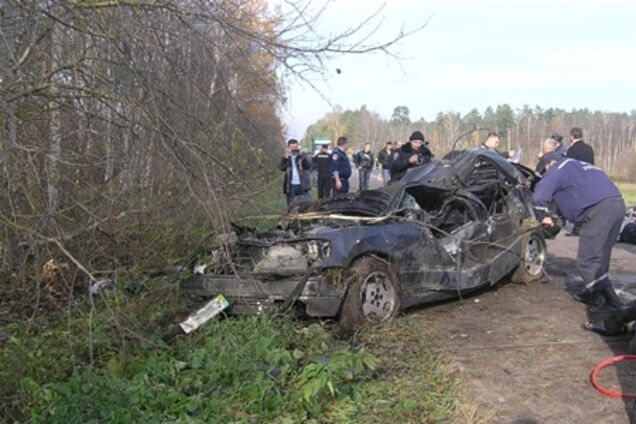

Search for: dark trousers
xmin=577 ymin=197 xmax=626 ymax=292
xmin=317 ymin=175 xmax=332 ymax=199
xmin=334 ymin=178 xmax=349 ymax=195
xmin=286 ymin=184 xmax=309 ymax=209
xmin=358 ymin=169 xmax=371 ymax=191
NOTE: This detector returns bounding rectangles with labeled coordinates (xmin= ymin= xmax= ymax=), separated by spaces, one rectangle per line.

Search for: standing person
xmin=551 ymin=132 xmax=567 ymax=156
xmin=353 ymin=143 xmax=374 ymax=191
xmin=313 ymin=144 xmax=333 ymax=199
xmin=390 ymin=131 xmax=433 ymax=182
xmin=279 ymin=138 xmax=311 ymax=209
xmin=535 ymin=138 xmax=564 ymax=175
xmin=377 ymin=141 xmax=393 ymax=186
xmin=481 ymin=131 xmax=515 ymax=159
xmin=566 ymin=127 xmax=594 ymax=164
xmin=533 ymin=157 xmax=625 ymax=307
xmin=331 ymin=136 xmax=352 ymax=195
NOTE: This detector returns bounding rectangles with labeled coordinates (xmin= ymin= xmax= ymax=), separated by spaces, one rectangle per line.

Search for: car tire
xmin=511 ymin=231 xmax=547 ymax=283
xmin=339 ymin=256 xmax=401 ymax=330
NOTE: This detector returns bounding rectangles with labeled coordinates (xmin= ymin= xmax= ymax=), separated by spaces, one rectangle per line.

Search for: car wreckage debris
xmin=162 ymin=295 xmax=231 ymax=342
xmin=179 ymin=149 xmax=557 ymax=327
xmin=178 ymin=294 xmax=230 ymax=334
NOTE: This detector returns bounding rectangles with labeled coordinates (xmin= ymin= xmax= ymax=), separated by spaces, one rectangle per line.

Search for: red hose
xmin=590 ymin=355 xmax=636 ymax=399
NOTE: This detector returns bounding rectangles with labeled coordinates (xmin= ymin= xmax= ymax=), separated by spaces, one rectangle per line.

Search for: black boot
xmin=599 ymin=286 xmax=624 ymax=308
xmin=572 ymin=288 xmax=604 ymax=306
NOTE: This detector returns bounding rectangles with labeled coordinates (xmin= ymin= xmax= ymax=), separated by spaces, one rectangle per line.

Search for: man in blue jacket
xmin=533 ymin=157 xmax=625 ymax=306
xmin=331 ymin=136 xmax=352 ymax=195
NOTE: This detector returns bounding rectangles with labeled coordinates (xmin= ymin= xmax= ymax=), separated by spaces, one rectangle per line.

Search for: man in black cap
xmin=390 ymin=131 xmax=433 ymax=182
xmin=279 ymin=138 xmax=311 ymax=208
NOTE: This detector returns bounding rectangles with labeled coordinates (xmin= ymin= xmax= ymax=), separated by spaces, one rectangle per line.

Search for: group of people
xmin=479 ymin=127 xmax=625 ymax=312
xmin=279 ymin=136 xmax=352 ymax=208
xmin=280 ymin=131 xmax=434 ymax=208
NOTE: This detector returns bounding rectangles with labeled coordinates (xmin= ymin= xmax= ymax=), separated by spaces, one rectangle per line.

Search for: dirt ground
xmin=416 ymin=234 xmax=636 ymax=424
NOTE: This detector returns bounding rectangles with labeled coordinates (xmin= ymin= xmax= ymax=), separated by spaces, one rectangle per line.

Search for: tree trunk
xmin=45 ymin=22 xmax=62 ymax=223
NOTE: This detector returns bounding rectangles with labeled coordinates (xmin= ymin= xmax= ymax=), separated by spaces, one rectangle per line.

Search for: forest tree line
xmin=0 ymin=0 xmax=408 ymax=291
xmin=0 ymin=0 xmax=288 ymax=287
xmin=303 ymin=104 xmax=636 ymax=178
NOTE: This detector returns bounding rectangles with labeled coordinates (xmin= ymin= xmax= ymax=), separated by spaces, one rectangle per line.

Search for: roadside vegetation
xmin=0 ymin=185 xmax=462 ymax=422
xmin=1 ymin=269 xmax=462 ymax=423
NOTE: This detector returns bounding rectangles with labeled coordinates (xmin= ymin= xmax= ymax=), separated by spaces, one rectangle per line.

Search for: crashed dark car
xmin=181 ymin=149 xmax=548 ymax=327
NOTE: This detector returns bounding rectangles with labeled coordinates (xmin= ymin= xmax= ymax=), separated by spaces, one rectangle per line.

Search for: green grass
xmin=617 ymin=182 xmax=636 ymax=206
xmin=0 ymin=279 xmax=461 ymax=423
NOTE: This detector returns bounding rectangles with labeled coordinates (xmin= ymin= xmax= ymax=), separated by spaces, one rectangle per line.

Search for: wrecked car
xmin=181 ymin=149 xmax=548 ymax=328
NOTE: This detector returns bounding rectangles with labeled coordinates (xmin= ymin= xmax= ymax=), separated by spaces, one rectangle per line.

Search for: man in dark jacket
xmin=280 ymin=138 xmax=311 ymax=208
xmin=313 ymin=144 xmax=332 ymax=199
xmin=566 ymin=127 xmax=594 ymax=164
xmin=377 ymin=141 xmax=393 ymax=186
xmin=353 ymin=143 xmax=374 ymax=191
xmin=390 ymin=131 xmax=433 ymax=182
xmin=534 ymin=157 xmax=625 ymax=307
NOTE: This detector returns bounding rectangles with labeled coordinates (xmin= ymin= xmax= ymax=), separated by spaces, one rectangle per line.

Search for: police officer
xmin=533 ymin=157 xmax=625 ymax=306
xmin=331 ymin=136 xmax=352 ymax=195
xmin=313 ymin=144 xmax=332 ymax=199
xmin=390 ymin=131 xmax=432 ymax=182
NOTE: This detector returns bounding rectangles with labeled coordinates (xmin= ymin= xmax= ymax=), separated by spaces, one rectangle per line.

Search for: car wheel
xmin=339 ymin=256 xmax=401 ymax=329
xmin=511 ymin=231 xmax=547 ymax=283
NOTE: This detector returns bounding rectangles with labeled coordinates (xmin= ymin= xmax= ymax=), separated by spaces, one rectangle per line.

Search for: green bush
xmin=1 ymin=276 xmax=459 ymax=423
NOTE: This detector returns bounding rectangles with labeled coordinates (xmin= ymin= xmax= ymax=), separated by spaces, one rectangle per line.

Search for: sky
xmin=278 ymin=0 xmax=636 ymax=139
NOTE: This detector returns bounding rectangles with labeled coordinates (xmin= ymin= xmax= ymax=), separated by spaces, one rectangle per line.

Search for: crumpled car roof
xmin=399 ymin=148 xmax=528 ymax=189
xmin=299 ymin=148 xmax=531 ymax=217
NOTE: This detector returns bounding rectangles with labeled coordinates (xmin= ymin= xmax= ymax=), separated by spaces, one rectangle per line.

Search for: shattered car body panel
xmin=181 ymin=149 xmax=547 ymax=319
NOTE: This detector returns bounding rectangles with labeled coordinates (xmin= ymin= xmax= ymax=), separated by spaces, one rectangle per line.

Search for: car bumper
xmin=180 ymin=273 xmax=346 ymax=317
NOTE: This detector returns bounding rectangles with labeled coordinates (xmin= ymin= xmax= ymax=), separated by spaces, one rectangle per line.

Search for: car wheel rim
xmin=524 ymin=237 xmax=545 ymax=276
xmin=360 ymin=271 xmax=396 ymax=320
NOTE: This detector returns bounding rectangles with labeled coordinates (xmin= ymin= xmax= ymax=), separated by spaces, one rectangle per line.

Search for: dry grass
xmin=617 ymin=182 xmax=636 ymax=206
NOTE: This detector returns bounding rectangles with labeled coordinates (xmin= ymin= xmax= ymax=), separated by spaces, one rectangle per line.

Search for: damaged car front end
xmin=181 ymin=149 xmax=551 ymax=327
